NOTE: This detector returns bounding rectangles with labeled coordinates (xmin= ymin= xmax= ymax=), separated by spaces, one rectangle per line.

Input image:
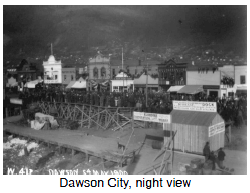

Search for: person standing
xmin=203 ymin=142 xmax=210 ymax=161
xmin=218 ymin=148 xmax=226 ymax=169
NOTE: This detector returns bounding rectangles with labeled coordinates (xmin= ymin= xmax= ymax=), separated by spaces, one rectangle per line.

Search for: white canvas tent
xmin=71 ymin=77 xmax=87 ymax=89
xmin=66 ymin=81 xmax=76 ymax=89
xmin=24 ymin=79 xmax=43 ymax=88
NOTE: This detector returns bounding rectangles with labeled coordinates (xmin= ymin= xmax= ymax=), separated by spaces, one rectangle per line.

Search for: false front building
xmin=88 ymin=52 xmax=111 ymax=90
xmin=43 ymin=55 xmax=62 ymax=84
xmin=157 ymin=59 xmax=188 ymax=91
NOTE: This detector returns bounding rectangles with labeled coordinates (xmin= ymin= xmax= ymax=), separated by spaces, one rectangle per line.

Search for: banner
xmin=173 ymin=100 xmax=217 ymax=112
xmin=208 ymin=122 xmax=225 ymax=137
xmin=133 ymin=112 xmax=171 ymax=123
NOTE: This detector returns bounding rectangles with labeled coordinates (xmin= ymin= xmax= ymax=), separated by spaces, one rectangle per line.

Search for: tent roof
xmin=134 ymin=74 xmax=158 ymax=85
xmin=71 ymin=79 xmax=86 ymax=89
xmin=170 ymin=110 xmax=220 ymax=127
xmin=116 ymin=72 xmax=129 ymax=78
xmin=177 ymin=85 xmax=203 ymax=94
xmin=66 ymin=81 xmax=76 ymax=89
xmin=167 ymin=86 xmax=184 ymax=92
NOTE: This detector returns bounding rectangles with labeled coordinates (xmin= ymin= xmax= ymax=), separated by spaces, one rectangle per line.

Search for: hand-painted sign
xmin=173 ymin=100 xmax=217 ymax=112
xmin=44 ymin=80 xmax=60 ymax=84
xmin=208 ymin=122 xmax=225 ymax=137
xmin=133 ymin=112 xmax=171 ymax=123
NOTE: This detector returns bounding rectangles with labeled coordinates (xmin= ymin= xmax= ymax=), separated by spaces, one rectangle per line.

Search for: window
xmin=101 ymin=67 xmax=106 ymax=78
xmin=64 ymin=75 xmax=67 ymax=81
xmin=71 ymin=75 xmax=74 ymax=81
xmin=240 ymin=75 xmax=246 ymax=84
xmin=93 ymin=67 xmax=98 ymax=78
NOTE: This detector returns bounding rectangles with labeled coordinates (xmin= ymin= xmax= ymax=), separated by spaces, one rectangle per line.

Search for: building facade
xmin=234 ymin=64 xmax=247 ymax=96
xmin=88 ymin=52 xmax=111 ymax=90
xmin=43 ymin=55 xmax=62 ymax=84
xmin=110 ymin=59 xmax=159 ymax=79
xmin=186 ymin=65 xmax=221 ymax=98
xmin=158 ymin=59 xmax=187 ymax=91
xmin=61 ymin=67 xmax=76 ymax=86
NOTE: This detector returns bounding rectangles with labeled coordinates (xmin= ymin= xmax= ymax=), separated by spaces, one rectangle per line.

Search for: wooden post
xmin=88 ymin=105 xmax=92 ymax=129
xmin=228 ymin=125 xmax=231 ymax=143
xmin=72 ymin=149 xmax=76 ymax=156
xmin=170 ymin=115 xmax=173 ymax=175
xmin=85 ymin=151 xmax=89 ymax=162
xmin=81 ymin=105 xmax=85 ymax=127
xmin=5 ymin=107 xmax=8 ymax=118
xmin=97 ymin=107 xmax=100 ymax=130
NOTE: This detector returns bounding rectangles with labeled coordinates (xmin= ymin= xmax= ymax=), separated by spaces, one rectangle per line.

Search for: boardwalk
xmin=3 ymin=123 xmax=139 ymax=164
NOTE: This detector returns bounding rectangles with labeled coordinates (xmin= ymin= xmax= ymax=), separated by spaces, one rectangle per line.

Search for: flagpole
xmin=51 ymin=43 xmax=53 ymax=55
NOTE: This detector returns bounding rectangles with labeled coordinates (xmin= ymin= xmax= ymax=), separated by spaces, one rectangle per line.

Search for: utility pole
xmin=122 ymin=47 xmax=124 ymax=92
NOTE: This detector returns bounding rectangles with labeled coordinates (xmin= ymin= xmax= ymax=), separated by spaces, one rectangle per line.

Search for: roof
xmin=66 ymin=81 xmax=76 ymax=89
xmin=167 ymin=86 xmax=184 ymax=92
xmin=134 ymin=74 xmax=158 ymax=85
xmin=116 ymin=72 xmax=130 ymax=78
xmin=177 ymin=85 xmax=203 ymax=94
xmin=170 ymin=110 xmax=218 ymax=127
xmin=71 ymin=78 xmax=86 ymax=89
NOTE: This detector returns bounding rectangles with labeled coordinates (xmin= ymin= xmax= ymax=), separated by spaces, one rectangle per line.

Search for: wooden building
xmin=157 ymin=59 xmax=188 ymax=91
xmin=164 ymin=101 xmax=225 ymax=154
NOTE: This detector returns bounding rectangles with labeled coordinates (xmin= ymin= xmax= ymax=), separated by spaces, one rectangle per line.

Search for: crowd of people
xmin=5 ymin=86 xmax=247 ymax=128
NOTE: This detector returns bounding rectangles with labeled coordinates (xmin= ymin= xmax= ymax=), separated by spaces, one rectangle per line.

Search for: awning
xmin=167 ymin=86 xmax=184 ymax=92
xmin=177 ymin=85 xmax=203 ymax=95
xmin=66 ymin=81 xmax=76 ymax=89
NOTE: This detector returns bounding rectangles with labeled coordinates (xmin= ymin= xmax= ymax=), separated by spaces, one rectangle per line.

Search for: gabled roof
xmin=170 ymin=110 xmax=220 ymax=127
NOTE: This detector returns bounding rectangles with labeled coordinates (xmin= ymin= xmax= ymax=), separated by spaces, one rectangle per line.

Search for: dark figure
xmin=203 ymin=142 xmax=210 ymax=161
xmin=218 ymin=148 xmax=226 ymax=169
xmin=209 ymin=151 xmax=216 ymax=170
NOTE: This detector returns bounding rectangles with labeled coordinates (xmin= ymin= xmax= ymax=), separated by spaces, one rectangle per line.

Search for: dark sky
xmin=3 ymin=5 xmax=247 ymax=55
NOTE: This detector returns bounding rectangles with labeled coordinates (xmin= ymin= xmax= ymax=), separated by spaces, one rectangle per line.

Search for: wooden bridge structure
xmin=35 ymin=101 xmax=144 ymax=131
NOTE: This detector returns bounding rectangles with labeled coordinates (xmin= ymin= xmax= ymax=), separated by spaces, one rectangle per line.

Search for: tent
xmin=167 ymin=86 xmax=184 ymax=92
xmin=134 ymin=73 xmax=158 ymax=91
xmin=71 ymin=77 xmax=86 ymax=89
xmin=66 ymin=81 xmax=76 ymax=89
xmin=177 ymin=85 xmax=203 ymax=95
xmin=24 ymin=80 xmax=43 ymax=88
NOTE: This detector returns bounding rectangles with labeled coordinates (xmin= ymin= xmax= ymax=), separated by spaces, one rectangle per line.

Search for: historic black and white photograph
xmin=3 ymin=5 xmax=247 ymax=175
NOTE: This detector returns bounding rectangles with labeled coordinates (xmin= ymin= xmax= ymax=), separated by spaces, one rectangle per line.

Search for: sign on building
xmin=208 ymin=122 xmax=225 ymax=137
xmin=44 ymin=79 xmax=60 ymax=84
xmin=133 ymin=112 xmax=171 ymax=123
xmin=173 ymin=100 xmax=217 ymax=112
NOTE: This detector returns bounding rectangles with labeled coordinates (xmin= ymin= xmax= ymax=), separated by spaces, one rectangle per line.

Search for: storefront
xmin=111 ymin=72 xmax=133 ymax=92
xmin=43 ymin=55 xmax=62 ymax=85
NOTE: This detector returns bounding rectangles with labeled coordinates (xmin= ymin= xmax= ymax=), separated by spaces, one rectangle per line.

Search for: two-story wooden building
xmin=157 ymin=59 xmax=188 ymax=91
